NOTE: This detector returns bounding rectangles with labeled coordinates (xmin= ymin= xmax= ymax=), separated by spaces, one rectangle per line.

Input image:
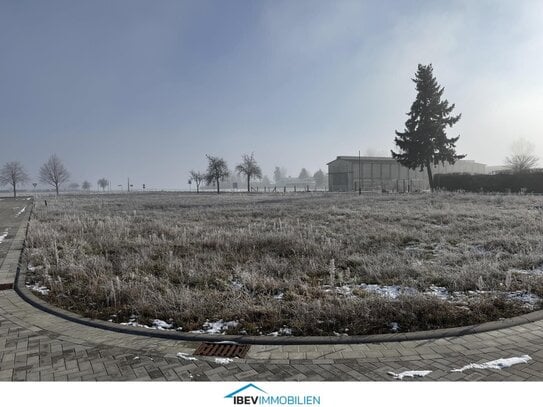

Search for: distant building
xmin=327 ymin=156 xmax=487 ymax=192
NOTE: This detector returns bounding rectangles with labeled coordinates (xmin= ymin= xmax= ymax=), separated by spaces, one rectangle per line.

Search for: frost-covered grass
xmin=24 ymin=192 xmax=543 ymax=336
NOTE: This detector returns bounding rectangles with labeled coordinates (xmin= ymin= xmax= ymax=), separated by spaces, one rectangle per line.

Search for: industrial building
xmin=327 ymin=156 xmax=486 ymax=192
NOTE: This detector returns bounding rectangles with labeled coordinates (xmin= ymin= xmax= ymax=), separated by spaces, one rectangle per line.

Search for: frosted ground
xmin=24 ymin=192 xmax=543 ymax=336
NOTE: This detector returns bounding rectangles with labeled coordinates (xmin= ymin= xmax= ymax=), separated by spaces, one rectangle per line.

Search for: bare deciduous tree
xmin=235 ymin=153 xmax=262 ymax=192
xmin=205 ymin=155 xmax=230 ymax=194
xmin=82 ymin=181 xmax=91 ymax=192
xmin=97 ymin=178 xmax=109 ymax=192
xmin=505 ymin=138 xmax=540 ymax=173
xmin=189 ymin=170 xmax=205 ymax=193
xmin=0 ymin=161 xmax=30 ymax=198
xmin=39 ymin=154 xmax=70 ymax=196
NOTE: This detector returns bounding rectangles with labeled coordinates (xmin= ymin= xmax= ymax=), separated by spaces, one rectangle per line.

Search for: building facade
xmin=327 ymin=156 xmax=486 ymax=192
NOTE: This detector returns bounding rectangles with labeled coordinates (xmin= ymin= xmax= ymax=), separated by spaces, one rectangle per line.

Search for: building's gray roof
xmin=327 ymin=156 xmax=482 ymax=165
xmin=327 ymin=156 xmax=395 ymax=165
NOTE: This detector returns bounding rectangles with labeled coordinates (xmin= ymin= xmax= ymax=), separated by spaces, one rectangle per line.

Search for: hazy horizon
xmin=2 ymin=0 xmax=542 ymax=189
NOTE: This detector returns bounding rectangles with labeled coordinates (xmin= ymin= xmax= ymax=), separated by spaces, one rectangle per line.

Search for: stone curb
xmin=11 ymin=203 xmax=543 ymax=345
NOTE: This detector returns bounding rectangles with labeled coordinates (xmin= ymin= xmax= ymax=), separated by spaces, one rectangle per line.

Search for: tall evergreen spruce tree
xmin=392 ymin=64 xmax=464 ymax=191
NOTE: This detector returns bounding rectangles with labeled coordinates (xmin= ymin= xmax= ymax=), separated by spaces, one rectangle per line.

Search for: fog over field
xmin=1 ymin=1 xmax=543 ymax=188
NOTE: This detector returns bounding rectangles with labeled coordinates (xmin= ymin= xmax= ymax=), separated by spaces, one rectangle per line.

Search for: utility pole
xmin=358 ymin=150 xmax=362 ymax=195
xmin=127 ymin=177 xmax=130 ymax=193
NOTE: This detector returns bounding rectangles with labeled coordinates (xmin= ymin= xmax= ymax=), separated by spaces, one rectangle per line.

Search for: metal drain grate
xmin=194 ymin=342 xmax=250 ymax=358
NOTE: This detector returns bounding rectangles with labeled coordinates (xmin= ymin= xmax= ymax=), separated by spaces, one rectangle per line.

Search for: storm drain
xmin=194 ymin=342 xmax=250 ymax=358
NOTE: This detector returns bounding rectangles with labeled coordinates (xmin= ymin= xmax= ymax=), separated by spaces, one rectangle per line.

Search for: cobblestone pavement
xmin=1 ymin=198 xmax=543 ymax=381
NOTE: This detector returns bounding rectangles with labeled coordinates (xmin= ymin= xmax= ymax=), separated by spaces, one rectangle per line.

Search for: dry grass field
xmin=24 ymin=192 xmax=543 ymax=336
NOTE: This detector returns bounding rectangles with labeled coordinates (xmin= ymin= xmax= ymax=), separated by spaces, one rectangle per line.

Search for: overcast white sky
xmin=1 ymin=0 xmax=542 ymax=189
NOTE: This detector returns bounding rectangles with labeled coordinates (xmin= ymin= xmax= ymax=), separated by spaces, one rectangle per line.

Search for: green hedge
xmin=434 ymin=172 xmax=543 ymax=193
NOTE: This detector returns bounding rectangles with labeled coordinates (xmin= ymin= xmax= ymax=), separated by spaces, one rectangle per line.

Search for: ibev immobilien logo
xmin=224 ymin=383 xmax=321 ymax=405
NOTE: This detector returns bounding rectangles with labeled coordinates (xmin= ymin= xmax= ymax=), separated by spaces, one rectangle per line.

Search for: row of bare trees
xmin=189 ymin=153 xmax=262 ymax=194
xmin=0 ymin=154 xmax=69 ymax=197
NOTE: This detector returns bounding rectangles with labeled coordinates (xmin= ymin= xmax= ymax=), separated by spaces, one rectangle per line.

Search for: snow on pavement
xmin=0 ymin=229 xmax=8 ymax=244
xmin=177 ymin=352 xmax=198 ymax=361
xmin=451 ymin=355 xmax=532 ymax=372
xmin=15 ymin=206 xmax=26 ymax=217
xmin=214 ymin=358 xmax=234 ymax=365
xmin=388 ymin=370 xmax=432 ymax=380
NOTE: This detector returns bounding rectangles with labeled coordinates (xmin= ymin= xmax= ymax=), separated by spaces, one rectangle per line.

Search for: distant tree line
xmin=189 ymin=154 xmax=327 ymax=194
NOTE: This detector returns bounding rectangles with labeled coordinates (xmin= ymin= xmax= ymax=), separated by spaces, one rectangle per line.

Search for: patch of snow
xmin=390 ymin=322 xmax=400 ymax=332
xmin=120 ymin=317 xmax=175 ymax=330
xmin=26 ymin=283 xmax=49 ymax=295
xmin=451 ymin=355 xmax=532 ymax=372
xmin=506 ymin=292 xmax=540 ymax=309
xmin=359 ymin=283 xmax=417 ymax=299
xmin=27 ymin=265 xmax=43 ymax=272
xmin=388 ymin=370 xmax=432 ymax=380
xmin=336 ymin=285 xmax=353 ymax=296
xmin=214 ymin=358 xmax=234 ymax=365
xmin=26 ymin=197 xmax=31 ymax=200
xmin=267 ymin=327 xmax=293 ymax=336
xmin=189 ymin=319 xmax=239 ymax=334
xmin=0 ymin=229 xmax=8 ymax=244
xmin=120 ymin=321 xmax=150 ymax=329
xmin=177 ymin=352 xmax=197 ymax=361
xmin=15 ymin=206 xmax=26 ymax=217
xmin=273 ymin=292 xmax=284 ymax=300
xmin=151 ymin=319 xmax=173 ymax=329
xmin=425 ymin=285 xmax=450 ymax=300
